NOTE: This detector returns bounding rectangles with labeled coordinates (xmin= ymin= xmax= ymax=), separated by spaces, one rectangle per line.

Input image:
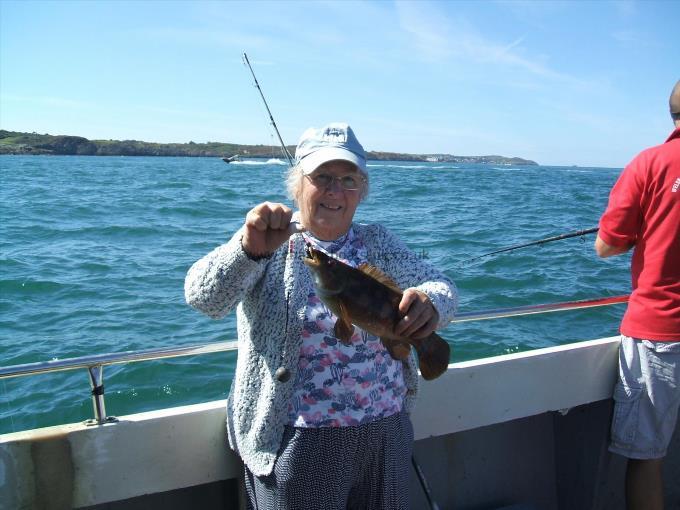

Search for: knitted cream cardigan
xmin=185 ymin=222 xmax=458 ymax=476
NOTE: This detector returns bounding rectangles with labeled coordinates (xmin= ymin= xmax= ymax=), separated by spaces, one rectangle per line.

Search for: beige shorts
xmin=609 ymin=336 xmax=680 ymax=459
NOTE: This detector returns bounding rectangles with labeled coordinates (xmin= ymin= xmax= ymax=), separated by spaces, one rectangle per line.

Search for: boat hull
xmin=2 ymin=337 xmax=679 ymax=509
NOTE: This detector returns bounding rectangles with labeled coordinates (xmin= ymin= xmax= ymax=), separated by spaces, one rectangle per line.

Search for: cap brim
xmin=298 ymin=147 xmax=366 ymax=175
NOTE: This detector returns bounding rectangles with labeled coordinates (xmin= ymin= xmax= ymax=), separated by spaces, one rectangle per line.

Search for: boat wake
xmin=368 ymin=163 xmax=459 ymax=170
xmin=231 ymin=158 xmax=287 ymax=166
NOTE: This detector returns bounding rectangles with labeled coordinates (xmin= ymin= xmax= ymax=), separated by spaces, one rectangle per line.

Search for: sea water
xmin=0 ymin=156 xmax=629 ymax=433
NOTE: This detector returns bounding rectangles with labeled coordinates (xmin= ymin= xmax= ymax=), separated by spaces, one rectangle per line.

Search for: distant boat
xmin=221 ymin=155 xmax=241 ymax=164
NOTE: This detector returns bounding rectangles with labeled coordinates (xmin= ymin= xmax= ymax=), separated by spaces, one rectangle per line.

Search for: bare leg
xmin=625 ymin=458 xmax=664 ymax=510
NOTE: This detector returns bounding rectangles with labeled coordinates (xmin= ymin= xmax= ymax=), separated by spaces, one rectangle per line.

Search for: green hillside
xmin=0 ymin=130 xmax=538 ymax=165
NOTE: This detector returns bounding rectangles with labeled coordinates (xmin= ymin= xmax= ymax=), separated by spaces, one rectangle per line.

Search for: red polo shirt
xmin=599 ymin=127 xmax=680 ymax=341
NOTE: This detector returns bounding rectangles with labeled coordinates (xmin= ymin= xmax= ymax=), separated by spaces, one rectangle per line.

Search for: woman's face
xmin=297 ymin=160 xmax=364 ymax=241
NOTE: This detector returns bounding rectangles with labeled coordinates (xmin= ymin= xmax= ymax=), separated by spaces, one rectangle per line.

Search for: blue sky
xmin=1 ymin=1 xmax=678 ymax=167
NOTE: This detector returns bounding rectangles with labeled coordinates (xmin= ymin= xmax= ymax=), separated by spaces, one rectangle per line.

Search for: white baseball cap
xmin=294 ymin=123 xmax=367 ymax=175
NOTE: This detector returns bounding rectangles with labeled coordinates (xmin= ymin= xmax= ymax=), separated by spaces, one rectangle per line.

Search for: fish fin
xmin=333 ymin=301 xmax=355 ymax=345
xmin=357 ymin=264 xmax=402 ymax=293
xmin=381 ymin=338 xmax=411 ymax=360
xmin=412 ymin=332 xmax=451 ymax=381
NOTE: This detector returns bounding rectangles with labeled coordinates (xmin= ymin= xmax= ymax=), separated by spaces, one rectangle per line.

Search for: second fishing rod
xmin=242 ymin=53 xmax=294 ymax=167
xmin=461 ymin=226 xmax=600 ymax=265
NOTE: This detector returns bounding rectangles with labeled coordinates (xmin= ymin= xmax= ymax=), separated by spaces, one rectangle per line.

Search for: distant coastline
xmin=0 ymin=130 xmax=538 ymax=165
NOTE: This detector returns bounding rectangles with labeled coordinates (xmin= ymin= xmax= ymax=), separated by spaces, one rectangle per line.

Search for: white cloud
xmin=395 ymin=1 xmax=586 ymax=86
xmin=611 ymin=29 xmax=655 ymax=48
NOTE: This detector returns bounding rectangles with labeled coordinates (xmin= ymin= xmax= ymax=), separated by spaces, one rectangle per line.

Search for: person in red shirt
xmin=595 ymin=80 xmax=680 ymax=510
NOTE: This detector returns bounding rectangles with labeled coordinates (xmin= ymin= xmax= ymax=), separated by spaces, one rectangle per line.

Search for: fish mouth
xmin=302 ymin=246 xmax=343 ymax=295
xmin=302 ymin=245 xmax=320 ymax=267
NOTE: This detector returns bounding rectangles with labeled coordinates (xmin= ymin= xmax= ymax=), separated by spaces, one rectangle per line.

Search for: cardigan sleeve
xmin=368 ymin=224 xmax=458 ymax=330
xmin=184 ymin=228 xmax=271 ymax=319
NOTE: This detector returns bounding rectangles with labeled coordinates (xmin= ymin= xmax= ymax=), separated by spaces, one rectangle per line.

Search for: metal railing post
xmin=85 ymin=364 xmax=117 ymax=426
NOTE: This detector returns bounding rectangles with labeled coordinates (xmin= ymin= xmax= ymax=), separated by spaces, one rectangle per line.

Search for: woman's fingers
xmin=410 ymin=314 xmax=439 ymax=340
xmin=395 ymin=289 xmax=439 ymax=338
xmin=246 ymin=202 xmax=290 ymax=229
xmin=268 ymin=205 xmax=284 ymax=230
xmin=242 ymin=202 xmax=295 ymax=255
xmin=245 ymin=209 xmax=268 ymax=231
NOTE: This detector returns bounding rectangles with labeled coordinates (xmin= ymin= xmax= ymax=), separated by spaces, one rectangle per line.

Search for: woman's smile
xmin=319 ymin=202 xmax=342 ymax=211
xmin=298 ymin=160 xmax=363 ymax=241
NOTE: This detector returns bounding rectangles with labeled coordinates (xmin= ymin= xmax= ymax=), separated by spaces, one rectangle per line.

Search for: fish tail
xmin=413 ymin=333 xmax=450 ymax=380
xmin=382 ymin=337 xmax=411 ymax=360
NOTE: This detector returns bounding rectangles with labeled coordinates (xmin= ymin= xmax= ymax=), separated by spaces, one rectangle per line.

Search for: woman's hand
xmin=395 ymin=289 xmax=439 ymax=339
xmin=241 ymin=202 xmax=300 ymax=258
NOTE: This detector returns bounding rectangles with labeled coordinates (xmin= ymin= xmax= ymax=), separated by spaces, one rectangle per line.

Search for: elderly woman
xmin=185 ymin=123 xmax=457 ymax=509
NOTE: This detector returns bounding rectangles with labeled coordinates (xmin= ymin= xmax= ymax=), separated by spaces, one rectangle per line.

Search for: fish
xmin=302 ymin=245 xmax=451 ymax=380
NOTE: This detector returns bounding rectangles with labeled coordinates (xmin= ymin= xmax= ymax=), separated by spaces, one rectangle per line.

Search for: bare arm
xmin=594 ymin=235 xmax=632 ymax=258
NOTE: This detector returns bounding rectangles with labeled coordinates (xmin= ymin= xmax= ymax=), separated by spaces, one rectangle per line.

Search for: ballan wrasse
xmin=302 ymin=246 xmax=450 ymax=380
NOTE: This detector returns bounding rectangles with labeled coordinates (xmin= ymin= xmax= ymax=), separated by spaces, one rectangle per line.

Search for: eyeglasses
xmin=306 ymin=173 xmax=366 ymax=191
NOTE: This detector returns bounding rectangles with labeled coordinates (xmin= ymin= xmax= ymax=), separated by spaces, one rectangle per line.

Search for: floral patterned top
xmin=287 ymin=227 xmax=407 ymax=427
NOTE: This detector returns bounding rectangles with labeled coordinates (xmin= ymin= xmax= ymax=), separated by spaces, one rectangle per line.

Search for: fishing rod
xmin=462 ymin=226 xmax=599 ymax=264
xmin=242 ymin=52 xmax=295 ymax=167
xmin=412 ymin=454 xmax=441 ymax=510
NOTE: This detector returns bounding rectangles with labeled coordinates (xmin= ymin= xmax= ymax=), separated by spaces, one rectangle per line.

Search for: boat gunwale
xmin=0 ymin=295 xmax=628 ymax=380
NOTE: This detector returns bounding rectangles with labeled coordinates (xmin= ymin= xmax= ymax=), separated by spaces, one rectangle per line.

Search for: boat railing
xmin=0 ymin=295 xmax=628 ymax=426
